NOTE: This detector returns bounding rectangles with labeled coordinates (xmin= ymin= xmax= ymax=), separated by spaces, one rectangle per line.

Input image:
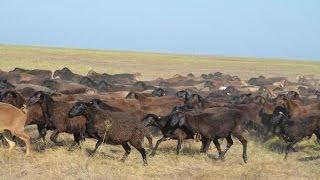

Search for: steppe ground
xmin=0 ymin=45 xmax=319 ymax=180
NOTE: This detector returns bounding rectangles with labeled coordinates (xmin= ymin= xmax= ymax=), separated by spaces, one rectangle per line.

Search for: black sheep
xmin=142 ymin=113 xmax=199 ymax=156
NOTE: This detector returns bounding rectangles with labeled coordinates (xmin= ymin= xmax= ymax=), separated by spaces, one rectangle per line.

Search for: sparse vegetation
xmin=1 ymin=127 xmax=319 ymax=179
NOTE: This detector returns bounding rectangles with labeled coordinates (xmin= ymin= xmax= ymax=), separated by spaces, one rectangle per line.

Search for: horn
xmin=141 ymin=114 xmax=160 ymax=121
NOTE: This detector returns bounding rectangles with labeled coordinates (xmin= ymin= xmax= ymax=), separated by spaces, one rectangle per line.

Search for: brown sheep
xmin=125 ymin=91 xmax=153 ymax=99
xmin=0 ymin=102 xmax=31 ymax=155
xmin=53 ymin=67 xmax=84 ymax=82
xmin=90 ymin=98 xmax=153 ymax=149
xmin=42 ymin=79 xmax=90 ymax=95
xmin=87 ymin=70 xmax=137 ymax=84
xmin=27 ymin=91 xmax=87 ymax=147
xmin=69 ymin=101 xmax=148 ymax=165
xmin=9 ymin=68 xmax=52 ymax=79
xmin=126 ymin=91 xmax=184 ymax=116
xmin=0 ymin=70 xmax=43 ymax=84
xmin=275 ymin=97 xmax=320 ymax=118
xmin=271 ymin=106 xmax=320 ymax=159
xmin=170 ymin=107 xmax=248 ymax=163
xmin=0 ymin=90 xmax=26 ymax=109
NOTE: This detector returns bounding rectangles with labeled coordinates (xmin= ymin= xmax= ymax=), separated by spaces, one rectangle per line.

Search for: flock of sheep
xmin=0 ymin=67 xmax=320 ymax=165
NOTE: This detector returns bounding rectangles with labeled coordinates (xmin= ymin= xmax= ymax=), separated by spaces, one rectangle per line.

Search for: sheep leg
xmin=121 ymin=143 xmax=131 ymax=162
xmin=90 ymin=138 xmax=103 ymax=156
xmin=234 ymin=134 xmax=248 ymax=163
xmin=200 ymin=138 xmax=208 ymax=153
xmin=145 ymin=134 xmax=153 ymax=150
xmin=3 ymin=131 xmax=16 ymax=154
xmin=138 ymin=148 xmax=148 ymax=166
xmin=176 ymin=138 xmax=183 ymax=155
xmin=150 ymin=137 xmax=168 ymax=157
xmin=222 ymin=135 xmax=233 ymax=157
xmin=0 ymin=133 xmax=6 ymax=147
xmin=0 ymin=130 xmax=14 ymax=147
xmin=50 ymin=130 xmax=63 ymax=146
xmin=74 ymin=133 xmax=82 ymax=146
xmin=284 ymin=141 xmax=298 ymax=160
xmin=37 ymin=124 xmax=47 ymax=144
xmin=131 ymin=143 xmax=147 ymax=166
xmin=68 ymin=134 xmax=82 ymax=151
xmin=314 ymin=131 xmax=320 ymax=144
xmin=15 ymin=131 xmax=31 ymax=156
xmin=212 ymin=138 xmax=223 ymax=160
xmin=128 ymin=131 xmax=148 ymax=165
xmin=201 ymin=137 xmax=212 ymax=153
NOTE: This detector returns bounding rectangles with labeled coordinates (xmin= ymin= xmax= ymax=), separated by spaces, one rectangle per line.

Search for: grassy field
xmin=0 ymin=128 xmax=319 ymax=180
xmin=0 ymin=44 xmax=320 ymax=81
xmin=0 ymin=44 xmax=320 ymax=179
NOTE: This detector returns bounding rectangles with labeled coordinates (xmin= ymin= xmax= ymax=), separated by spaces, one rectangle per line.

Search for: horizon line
xmin=0 ymin=42 xmax=319 ymax=63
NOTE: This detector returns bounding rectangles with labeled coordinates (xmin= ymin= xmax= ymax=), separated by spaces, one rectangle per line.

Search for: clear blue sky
xmin=0 ymin=1 xmax=319 ymax=60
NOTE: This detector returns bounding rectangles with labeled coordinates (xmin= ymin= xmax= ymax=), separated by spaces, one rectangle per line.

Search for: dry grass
xmin=0 ymin=126 xmax=319 ymax=180
xmin=0 ymin=44 xmax=320 ymax=81
xmin=0 ymin=44 xmax=320 ymax=179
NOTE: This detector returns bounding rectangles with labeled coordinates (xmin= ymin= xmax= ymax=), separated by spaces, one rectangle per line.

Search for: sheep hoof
xmin=243 ymin=156 xmax=248 ymax=163
xmin=219 ymin=155 xmax=225 ymax=161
